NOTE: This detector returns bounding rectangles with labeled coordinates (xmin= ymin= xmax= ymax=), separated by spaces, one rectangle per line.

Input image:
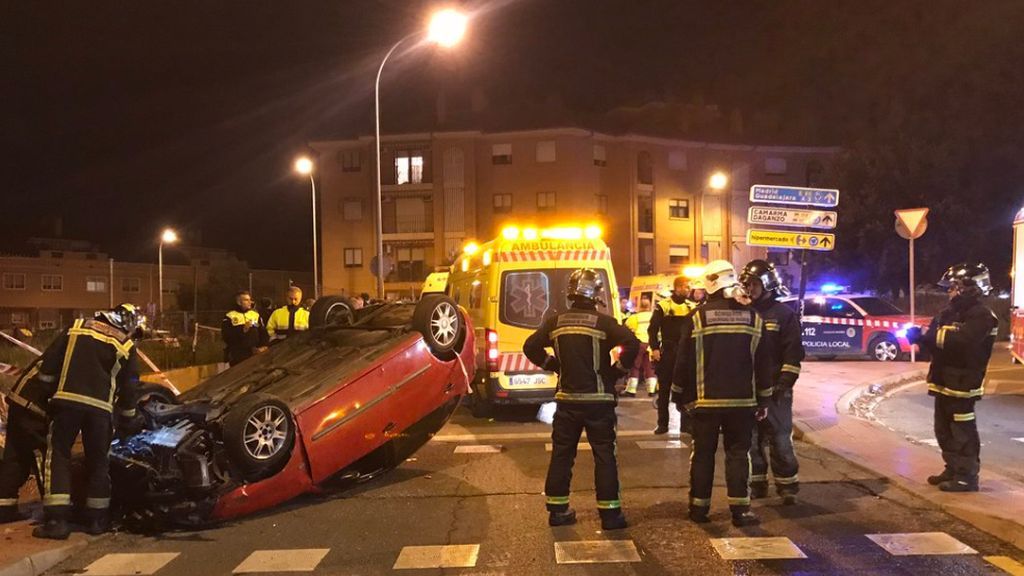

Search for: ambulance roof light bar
xmin=498 ymin=224 xmax=602 ymax=241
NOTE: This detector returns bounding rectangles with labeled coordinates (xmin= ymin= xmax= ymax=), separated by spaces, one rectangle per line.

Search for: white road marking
xmin=866 ymin=532 xmax=977 ymax=556
xmin=393 ymin=545 xmax=480 ymax=569
xmin=454 ymin=445 xmax=504 ymax=454
xmin=433 ymin=430 xmax=677 ymax=443
xmin=233 ymin=549 xmax=329 ymax=573
xmin=1012 ymin=438 xmax=1024 ymax=444
xmin=546 ymin=443 xmax=592 ymax=452
xmin=917 ymin=438 xmax=940 ymax=447
xmin=84 ymin=553 xmax=180 ymax=575
xmin=636 ymin=440 xmax=688 ymax=449
xmin=553 ymin=540 xmax=641 ymax=564
xmin=710 ymin=537 xmax=807 ymax=560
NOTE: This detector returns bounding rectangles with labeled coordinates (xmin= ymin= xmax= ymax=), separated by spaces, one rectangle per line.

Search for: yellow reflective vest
xmin=267 ymin=305 xmax=311 ymax=340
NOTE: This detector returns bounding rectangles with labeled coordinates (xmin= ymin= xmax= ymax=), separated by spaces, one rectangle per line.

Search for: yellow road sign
xmin=746 ymin=229 xmax=835 ymax=251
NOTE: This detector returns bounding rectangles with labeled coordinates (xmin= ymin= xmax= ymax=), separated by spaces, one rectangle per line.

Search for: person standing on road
xmin=623 ymin=296 xmax=657 ymax=397
xmin=672 ymin=261 xmax=774 ymax=527
xmin=740 ymin=259 xmax=805 ymax=505
xmin=34 ymin=304 xmax=146 ymax=539
xmin=648 ymin=276 xmax=697 ymax=434
xmin=222 ymin=290 xmax=269 ymax=366
xmin=524 ymin=268 xmax=640 ymax=530
xmin=267 ymin=286 xmax=311 ymax=342
xmin=0 ymin=361 xmax=51 ymax=524
xmin=908 ymin=262 xmax=998 ymax=493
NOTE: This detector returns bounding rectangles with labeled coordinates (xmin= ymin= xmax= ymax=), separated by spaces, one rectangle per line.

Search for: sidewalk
xmin=795 ymin=358 xmax=1024 ymax=551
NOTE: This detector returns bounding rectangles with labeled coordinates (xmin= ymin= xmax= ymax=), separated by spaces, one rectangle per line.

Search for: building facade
xmin=312 ymin=128 xmax=839 ymax=298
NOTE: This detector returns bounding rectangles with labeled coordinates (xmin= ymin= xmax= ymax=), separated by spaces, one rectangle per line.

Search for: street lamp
xmin=294 ymin=156 xmax=319 ymax=299
xmin=708 ymin=171 xmax=731 ymax=260
xmin=374 ymin=8 xmax=468 ymax=299
xmin=158 ymin=228 xmax=178 ymax=325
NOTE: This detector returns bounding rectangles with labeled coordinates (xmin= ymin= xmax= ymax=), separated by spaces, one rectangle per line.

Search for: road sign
xmin=750 ymin=185 xmax=840 ymax=208
xmin=895 ymin=208 xmax=929 ymax=240
xmin=747 ymin=206 xmax=837 ymax=230
xmin=746 ymin=229 xmax=836 ymax=251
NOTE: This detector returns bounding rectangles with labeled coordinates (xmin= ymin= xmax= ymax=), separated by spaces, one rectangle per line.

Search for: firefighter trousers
xmin=690 ymin=409 xmax=755 ymax=515
xmin=43 ymin=405 xmax=114 ymax=519
xmin=544 ymin=403 xmax=621 ymax=515
xmin=934 ymin=395 xmax=980 ymax=479
xmin=0 ymin=408 xmax=47 ymax=509
xmin=654 ymin=344 xmax=682 ymax=431
xmin=750 ymin=391 xmax=799 ymax=494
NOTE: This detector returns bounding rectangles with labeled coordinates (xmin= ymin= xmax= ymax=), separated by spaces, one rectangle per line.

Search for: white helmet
xmin=703 ymin=260 xmax=739 ymax=295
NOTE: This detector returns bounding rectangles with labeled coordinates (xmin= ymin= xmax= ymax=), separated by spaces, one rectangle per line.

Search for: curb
xmin=0 ymin=538 xmax=89 ymax=576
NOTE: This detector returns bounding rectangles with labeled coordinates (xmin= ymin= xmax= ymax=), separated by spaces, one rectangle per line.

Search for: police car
xmin=780 ymin=293 xmax=930 ymax=361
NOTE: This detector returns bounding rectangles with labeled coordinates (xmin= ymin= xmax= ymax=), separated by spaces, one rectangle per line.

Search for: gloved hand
xmin=115 ymin=413 xmax=145 ymax=440
xmin=905 ymin=326 xmax=923 ymax=345
xmin=542 ymin=356 xmax=560 ymax=374
xmin=650 ymin=349 xmax=662 ymax=363
xmin=755 ymin=406 xmax=769 ymax=421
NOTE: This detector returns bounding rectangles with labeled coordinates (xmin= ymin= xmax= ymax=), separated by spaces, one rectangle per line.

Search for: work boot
xmin=938 ymin=477 xmax=979 ymax=493
xmin=653 ymin=425 xmax=669 ymax=435
xmin=927 ymin=469 xmax=954 ymax=486
xmin=548 ymin=508 xmax=577 ymax=527
xmin=750 ymin=483 xmax=769 ymax=499
xmin=780 ymin=492 xmax=798 ymax=506
xmin=33 ymin=518 xmax=71 ymax=540
xmin=0 ymin=505 xmax=27 ymax=524
xmin=85 ymin=511 xmax=112 ymax=535
xmin=600 ymin=509 xmax=628 ymax=531
xmin=688 ymin=508 xmax=710 ymax=524
xmin=645 ymin=378 xmax=658 ymax=396
xmin=731 ymin=511 xmax=760 ymax=527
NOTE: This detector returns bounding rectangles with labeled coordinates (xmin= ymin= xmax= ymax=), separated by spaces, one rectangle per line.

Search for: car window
xmin=500 ymin=269 xmax=612 ymax=329
xmin=802 ymin=298 xmax=827 ymax=316
xmin=850 ymin=297 xmax=904 ymax=316
xmin=825 ymin=298 xmax=862 ymax=319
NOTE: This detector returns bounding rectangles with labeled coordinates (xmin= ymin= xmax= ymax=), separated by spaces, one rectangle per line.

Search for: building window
xmin=638 ymin=238 xmax=654 ymax=275
xmin=342 ymin=199 xmax=363 ymax=221
xmin=162 ymin=279 xmax=179 ymax=294
xmin=394 ymin=152 xmax=425 ymax=185
xmin=669 ymin=245 xmax=690 ymax=266
xmin=2 ymin=273 xmax=26 ymax=290
xmin=493 ymin=193 xmax=513 ymax=213
xmin=669 ymin=150 xmax=688 ymax=171
xmin=492 ymin=143 xmax=512 ymax=165
xmin=41 ymin=274 xmax=63 ymax=292
xmin=637 ymin=151 xmax=654 ymax=185
xmin=11 ymin=312 xmax=29 ymax=325
xmin=669 ymin=198 xmax=690 ymax=219
xmin=344 ymin=248 xmax=363 ymax=268
xmin=765 ymin=157 xmax=788 ymax=175
xmin=338 ymin=150 xmax=361 ymax=172
xmin=86 ymin=276 xmax=107 ymax=293
xmin=595 ymin=194 xmax=608 ymax=215
xmin=537 ymin=191 xmax=556 ymax=211
xmin=121 ymin=277 xmax=141 ymax=294
xmin=383 ymin=195 xmax=433 ymax=234
xmin=536 ymin=141 xmax=556 ymax=163
xmin=593 ymin=145 xmax=607 ymax=167
xmin=395 ymin=247 xmax=426 ymax=282
xmin=638 ymin=193 xmax=653 ymax=233
xmin=39 ymin=320 xmax=58 ymax=330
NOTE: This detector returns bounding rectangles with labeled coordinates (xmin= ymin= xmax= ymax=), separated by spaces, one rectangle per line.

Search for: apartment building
xmin=312 ymin=127 xmax=839 ymax=298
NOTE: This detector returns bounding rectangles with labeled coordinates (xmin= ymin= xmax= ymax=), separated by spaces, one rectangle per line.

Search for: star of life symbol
xmin=509 ymin=276 xmax=549 ymax=319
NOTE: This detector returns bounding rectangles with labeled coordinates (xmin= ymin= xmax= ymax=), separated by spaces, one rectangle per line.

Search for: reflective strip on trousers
xmin=690 ymin=497 xmax=711 ymax=507
xmin=44 ymin=494 xmax=71 ymax=507
xmin=0 ymin=498 xmax=18 ymax=506
xmin=546 ymin=496 xmax=570 ymax=505
xmin=728 ymin=497 xmax=751 ymax=506
xmin=776 ymin=474 xmax=799 ymax=485
xmin=597 ymin=499 xmax=622 ymax=509
xmin=86 ymin=497 xmax=111 ymax=509
xmin=953 ymin=412 xmax=976 ymax=422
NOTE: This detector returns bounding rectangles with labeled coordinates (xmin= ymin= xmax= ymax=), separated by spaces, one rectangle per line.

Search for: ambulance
xmin=1011 ymin=207 xmax=1024 ymax=362
xmin=627 ymin=265 xmax=705 ymax=311
xmin=444 ymin=224 xmax=622 ymax=415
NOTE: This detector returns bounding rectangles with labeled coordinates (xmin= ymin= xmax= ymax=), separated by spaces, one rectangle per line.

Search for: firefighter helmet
xmin=938 ymin=262 xmax=993 ymax=298
xmin=703 ymin=260 xmax=739 ymax=295
xmin=97 ymin=303 xmax=147 ymax=338
xmin=740 ymin=259 xmax=790 ymax=296
xmin=566 ymin=268 xmax=604 ymax=305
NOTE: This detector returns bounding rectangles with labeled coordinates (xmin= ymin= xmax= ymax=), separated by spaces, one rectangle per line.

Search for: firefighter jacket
xmin=37 ymin=318 xmax=140 ymax=416
xmin=624 ymin=310 xmax=652 ymax=344
xmin=670 ymin=292 xmax=774 ymax=410
xmin=222 ymin=307 xmax=269 ymax=361
xmin=648 ymin=295 xmax=696 ymax=351
xmin=2 ymin=359 xmax=51 ymax=420
xmin=918 ymin=295 xmax=998 ymax=399
xmin=523 ymin=303 xmax=640 ymax=404
xmin=752 ymin=296 xmax=805 ymax=391
xmin=267 ymin=305 xmax=310 ymax=340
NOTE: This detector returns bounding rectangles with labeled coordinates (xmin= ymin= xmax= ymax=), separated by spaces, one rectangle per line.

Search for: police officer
xmin=524 ymin=268 xmax=640 ymax=530
xmin=740 ymin=259 xmax=805 ymax=504
xmin=0 ymin=360 xmax=50 ymax=524
xmin=623 ymin=296 xmax=657 ymax=397
xmin=34 ymin=304 xmax=145 ymax=539
xmin=908 ymin=262 xmax=998 ymax=492
xmin=267 ymin=286 xmax=311 ymax=341
xmin=672 ymin=261 xmax=774 ymax=527
xmin=222 ymin=290 xmax=269 ymax=365
xmin=648 ymin=276 xmax=696 ymax=434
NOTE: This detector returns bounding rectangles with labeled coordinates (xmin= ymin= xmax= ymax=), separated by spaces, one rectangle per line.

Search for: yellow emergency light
xmin=463 ymin=242 xmax=479 ymax=255
xmin=683 ymin=265 xmax=705 ymax=279
xmin=523 ymin=227 xmax=539 ymax=240
xmin=501 ymin=226 xmax=520 ymax=240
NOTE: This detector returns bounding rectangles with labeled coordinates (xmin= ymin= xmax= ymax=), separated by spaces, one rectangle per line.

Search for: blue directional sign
xmin=750 ymin=185 xmax=840 ymax=208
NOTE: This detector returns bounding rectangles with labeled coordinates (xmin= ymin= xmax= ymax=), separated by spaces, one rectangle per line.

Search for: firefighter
xmin=623 ymin=296 xmax=657 ymax=397
xmin=34 ymin=304 xmax=145 ymax=539
xmin=0 ymin=361 xmax=50 ymax=524
xmin=648 ymin=276 xmax=696 ymax=434
xmin=222 ymin=290 xmax=269 ymax=365
xmin=740 ymin=259 xmax=805 ymax=504
xmin=907 ymin=262 xmax=998 ymax=492
xmin=524 ymin=268 xmax=640 ymax=530
xmin=267 ymin=286 xmax=311 ymax=341
xmin=671 ymin=261 xmax=774 ymax=527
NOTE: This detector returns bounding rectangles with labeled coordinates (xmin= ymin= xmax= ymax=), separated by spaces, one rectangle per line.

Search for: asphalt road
xmin=873 ymin=348 xmax=1024 ymax=485
xmin=40 ymin=396 xmax=1024 ymax=576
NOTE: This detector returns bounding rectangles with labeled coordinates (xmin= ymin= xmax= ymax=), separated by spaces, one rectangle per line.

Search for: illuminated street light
xmin=374 ymin=8 xmax=468 ymax=299
xmin=294 ymin=156 xmax=319 ymax=298
xmin=159 ymin=228 xmax=179 ymax=323
xmin=709 ymin=171 xmax=729 ymax=191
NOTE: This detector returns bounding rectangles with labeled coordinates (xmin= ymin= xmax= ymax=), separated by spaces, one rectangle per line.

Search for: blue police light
xmin=820 ymin=282 xmax=844 ymax=294
xmin=895 ymin=322 xmax=914 ymax=339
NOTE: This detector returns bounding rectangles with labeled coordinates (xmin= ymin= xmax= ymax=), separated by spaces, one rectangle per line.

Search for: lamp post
xmin=374 ymin=8 xmax=468 ymax=300
xmin=708 ymin=171 xmax=730 ymax=260
xmin=158 ymin=228 xmax=178 ymax=326
xmin=294 ymin=156 xmax=319 ymax=298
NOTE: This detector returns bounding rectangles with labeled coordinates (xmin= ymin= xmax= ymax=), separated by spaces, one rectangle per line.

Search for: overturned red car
xmin=111 ymin=295 xmax=473 ymax=528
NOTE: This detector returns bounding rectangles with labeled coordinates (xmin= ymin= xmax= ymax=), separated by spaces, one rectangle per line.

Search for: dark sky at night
xmin=3 ymin=1 xmax=1023 ymax=273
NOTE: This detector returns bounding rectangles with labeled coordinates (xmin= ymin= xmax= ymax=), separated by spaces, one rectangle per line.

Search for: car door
xmin=817 ymin=297 xmax=864 ymax=355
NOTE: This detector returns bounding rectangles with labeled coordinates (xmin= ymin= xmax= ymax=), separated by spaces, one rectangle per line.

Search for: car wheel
xmin=413 ymin=295 xmax=465 ymax=360
xmin=222 ymin=393 xmax=295 ymax=481
xmin=870 ymin=334 xmax=900 ymax=362
xmin=136 ymin=383 xmax=177 ymax=406
xmin=309 ymin=295 xmax=357 ymax=328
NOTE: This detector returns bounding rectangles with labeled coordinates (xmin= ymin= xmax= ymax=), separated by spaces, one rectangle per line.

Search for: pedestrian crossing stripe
xmin=234 ymin=549 xmax=329 ymax=573
xmin=711 ymin=537 xmax=807 ymax=560
xmin=554 ymin=541 xmax=641 ymax=564
xmin=393 ymin=545 xmax=480 ymax=569
xmin=985 ymin=556 xmax=1024 ymax=575
xmin=83 ymin=553 xmax=180 ymax=575
xmin=867 ymin=532 xmax=977 ymax=556
xmin=454 ymin=445 xmax=503 ymax=454
xmin=546 ymin=443 xmax=592 ymax=451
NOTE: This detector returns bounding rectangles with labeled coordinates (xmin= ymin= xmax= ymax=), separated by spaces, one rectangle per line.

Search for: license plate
xmin=509 ymin=374 xmax=550 ymax=387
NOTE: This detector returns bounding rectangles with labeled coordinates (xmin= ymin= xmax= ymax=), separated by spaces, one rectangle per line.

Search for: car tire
xmin=136 ymin=383 xmax=177 ymax=406
xmin=869 ymin=334 xmax=901 ymax=362
xmin=309 ymin=295 xmax=357 ymax=328
xmin=221 ymin=393 xmax=295 ymax=482
xmin=413 ymin=295 xmax=465 ymax=360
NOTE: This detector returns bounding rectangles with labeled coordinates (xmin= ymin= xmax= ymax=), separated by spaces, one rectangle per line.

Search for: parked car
xmin=110 ymin=294 xmax=473 ymax=528
xmin=780 ymin=294 xmax=930 ymax=361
